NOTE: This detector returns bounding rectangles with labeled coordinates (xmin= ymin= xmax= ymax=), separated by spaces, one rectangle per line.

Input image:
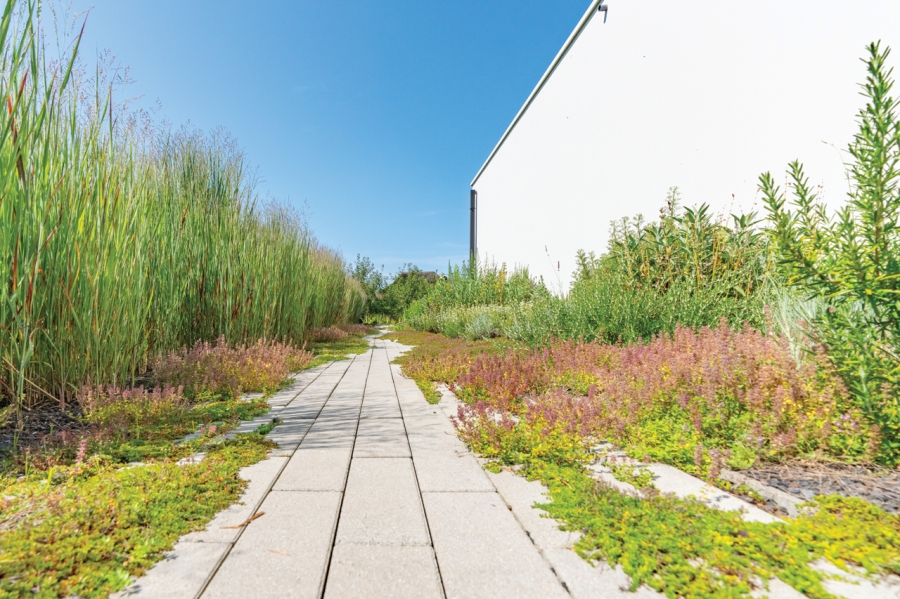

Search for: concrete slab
xmin=403 ymin=411 xmax=457 ymax=436
xmin=815 ymin=559 xmax=900 ymax=599
xmin=298 ymin=419 xmax=358 ymax=449
xmin=542 ymin=549 xmax=666 ymax=599
xmin=201 ymin=491 xmax=342 ymax=599
xmin=265 ymin=420 xmax=314 ymax=450
xmin=183 ymin=457 xmax=288 ymax=544
xmin=324 ymin=545 xmax=443 ymax=599
xmin=481 ymin=469 xmax=666 ymax=598
xmin=112 ymin=541 xmax=230 ymax=599
xmin=316 ymin=401 xmax=363 ymax=421
xmin=353 ymin=417 xmax=410 ymax=458
xmin=335 ymin=458 xmax=430 ymax=546
xmin=273 ymin=447 xmax=354 ymax=492
xmin=226 ymin=415 xmax=275 ymax=438
xmin=645 ymin=463 xmax=779 ymax=524
xmin=359 ymin=396 xmax=402 ymax=419
xmin=278 ymin=399 xmax=330 ymax=420
xmin=486 ymin=469 xmax=581 ymax=549
xmin=423 ymin=491 xmax=569 ymax=599
xmin=409 ymin=437 xmax=493 ymax=493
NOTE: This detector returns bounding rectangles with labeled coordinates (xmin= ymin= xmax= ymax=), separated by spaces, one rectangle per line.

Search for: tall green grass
xmin=0 ymin=0 xmax=363 ymax=423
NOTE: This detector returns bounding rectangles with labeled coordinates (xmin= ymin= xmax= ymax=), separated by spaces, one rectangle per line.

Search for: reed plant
xmin=0 ymin=0 xmax=364 ymax=425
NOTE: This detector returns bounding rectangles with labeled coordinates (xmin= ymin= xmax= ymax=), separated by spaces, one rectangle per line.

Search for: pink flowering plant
xmin=445 ymin=322 xmax=877 ymax=475
xmin=151 ymin=336 xmax=312 ymax=399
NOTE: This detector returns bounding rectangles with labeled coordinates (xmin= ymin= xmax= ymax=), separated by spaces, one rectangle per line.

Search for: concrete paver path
xmin=116 ymin=338 xmax=654 ymax=599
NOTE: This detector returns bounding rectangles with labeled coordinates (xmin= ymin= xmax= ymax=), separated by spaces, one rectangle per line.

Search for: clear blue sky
xmin=72 ymin=0 xmax=590 ymax=275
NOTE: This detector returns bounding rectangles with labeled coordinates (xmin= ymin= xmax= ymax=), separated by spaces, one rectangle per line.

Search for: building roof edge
xmin=470 ymin=0 xmax=603 ymax=187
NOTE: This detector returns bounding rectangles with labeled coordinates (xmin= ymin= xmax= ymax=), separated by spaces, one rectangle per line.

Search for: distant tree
xmin=349 ymin=254 xmax=387 ymax=301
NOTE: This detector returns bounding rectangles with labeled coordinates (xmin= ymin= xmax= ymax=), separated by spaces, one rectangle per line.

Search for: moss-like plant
xmin=0 ymin=435 xmax=273 ymax=598
xmin=533 ymin=462 xmax=900 ymax=599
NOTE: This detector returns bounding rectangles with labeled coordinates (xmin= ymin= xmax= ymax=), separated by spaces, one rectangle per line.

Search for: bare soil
xmin=0 ymin=401 xmax=87 ymax=455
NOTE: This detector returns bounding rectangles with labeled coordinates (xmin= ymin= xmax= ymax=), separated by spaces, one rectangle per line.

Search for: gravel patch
xmin=744 ymin=461 xmax=900 ymax=514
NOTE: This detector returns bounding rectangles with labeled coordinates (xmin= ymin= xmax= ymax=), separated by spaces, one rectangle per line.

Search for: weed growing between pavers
xmin=0 ymin=434 xmax=273 ymax=598
xmin=609 ymin=463 xmax=655 ymax=491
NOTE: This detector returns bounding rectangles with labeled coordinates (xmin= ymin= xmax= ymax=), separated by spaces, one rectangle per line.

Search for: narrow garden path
xmin=118 ymin=337 xmax=649 ymax=599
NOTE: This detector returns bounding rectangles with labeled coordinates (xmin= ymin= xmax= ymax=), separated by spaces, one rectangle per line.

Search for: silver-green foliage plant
xmin=761 ymin=42 xmax=900 ymax=464
xmin=0 ymin=0 xmax=364 ymax=424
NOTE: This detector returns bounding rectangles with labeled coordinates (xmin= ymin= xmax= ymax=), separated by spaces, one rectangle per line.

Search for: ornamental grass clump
xmin=453 ymin=323 xmax=877 ymax=473
xmin=151 ymin=337 xmax=312 ymax=399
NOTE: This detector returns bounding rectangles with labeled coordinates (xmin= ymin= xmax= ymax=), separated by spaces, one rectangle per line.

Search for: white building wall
xmin=473 ymin=0 xmax=900 ymax=293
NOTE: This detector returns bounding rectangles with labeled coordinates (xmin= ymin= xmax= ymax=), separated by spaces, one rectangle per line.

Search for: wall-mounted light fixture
xmin=598 ymin=2 xmax=608 ymax=23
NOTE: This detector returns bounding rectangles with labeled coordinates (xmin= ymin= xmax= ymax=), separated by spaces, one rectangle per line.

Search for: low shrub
xmin=534 ymin=462 xmax=900 ymax=599
xmin=150 ymin=337 xmax=312 ymax=399
xmin=335 ymin=324 xmax=374 ymax=336
xmin=76 ymin=384 xmax=187 ymax=438
xmin=386 ymin=330 xmax=509 ymax=386
xmin=406 ymin=303 xmax=522 ymax=340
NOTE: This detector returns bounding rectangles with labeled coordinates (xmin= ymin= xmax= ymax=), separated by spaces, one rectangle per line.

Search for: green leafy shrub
xmin=416 ymin=258 xmax=538 ymax=310
xmin=558 ymin=189 xmax=773 ymax=344
xmin=762 ymin=42 xmax=900 ymax=464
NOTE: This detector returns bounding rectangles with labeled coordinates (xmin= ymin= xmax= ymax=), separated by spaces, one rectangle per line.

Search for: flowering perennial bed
xmin=389 ymin=327 xmax=900 ymax=599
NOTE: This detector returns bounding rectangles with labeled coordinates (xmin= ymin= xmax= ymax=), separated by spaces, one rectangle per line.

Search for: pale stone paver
xmin=273 ymin=446 xmax=353 ymax=491
xmin=324 ymin=545 xmax=443 ymax=599
xmin=111 ymin=541 xmax=230 ymax=599
xmin=422 ymin=491 xmax=570 ymax=599
xmin=335 ymin=457 xmax=430 ymax=546
xmin=486 ymin=468 xmax=664 ymax=599
xmin=201 ymin=490 xmax=344 ymax=599
xmin=352 ymin=416 xmax=410 ymax=458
